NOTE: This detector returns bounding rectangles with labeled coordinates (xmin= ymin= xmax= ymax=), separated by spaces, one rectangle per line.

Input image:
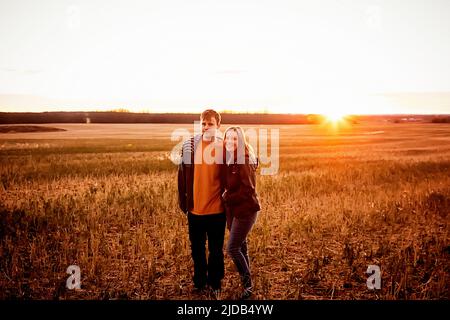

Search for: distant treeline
xmin=0 ymin=111 xmax=448 ymax=124
xmin=431 ymin=116 xmax=450 ymax=123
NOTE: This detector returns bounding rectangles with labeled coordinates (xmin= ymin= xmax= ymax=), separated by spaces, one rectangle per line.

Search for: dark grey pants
xmin=226 ymin=211 xmax=258 ymax=285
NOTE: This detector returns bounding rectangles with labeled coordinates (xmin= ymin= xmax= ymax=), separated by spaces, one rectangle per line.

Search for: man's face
xmin=201 ymin=116 xmax=219 ymax=140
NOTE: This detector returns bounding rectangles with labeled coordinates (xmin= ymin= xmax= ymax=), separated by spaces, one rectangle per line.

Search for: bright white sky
xmin=1 ymin=0 xmax=450 ymax=114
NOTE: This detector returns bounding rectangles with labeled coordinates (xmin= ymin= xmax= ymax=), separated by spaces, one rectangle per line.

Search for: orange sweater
xmin=191 ymin=139 xmax=224 ymax=215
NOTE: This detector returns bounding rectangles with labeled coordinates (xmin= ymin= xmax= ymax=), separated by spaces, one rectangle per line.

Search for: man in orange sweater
xmin=178 ymin=109 xmax=226 ymax=297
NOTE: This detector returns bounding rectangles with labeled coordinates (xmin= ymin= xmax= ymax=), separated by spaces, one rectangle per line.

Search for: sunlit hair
xmin=201 ymin=109 xmax=221 ymax=125
xmin=223 ymin=126 xmax=257 ymax=165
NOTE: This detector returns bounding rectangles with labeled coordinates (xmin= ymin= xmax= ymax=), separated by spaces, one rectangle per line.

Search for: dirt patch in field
xmin=0 ymin=125 xmax=66 ymax=134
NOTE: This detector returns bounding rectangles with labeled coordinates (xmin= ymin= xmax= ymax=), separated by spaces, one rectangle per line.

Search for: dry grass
xmin=0 ymin=123 xmax=449 ymax=300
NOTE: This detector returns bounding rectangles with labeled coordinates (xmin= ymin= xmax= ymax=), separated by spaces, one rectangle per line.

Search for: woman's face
xmin=225 ymin=130 xmax=239 ymax=152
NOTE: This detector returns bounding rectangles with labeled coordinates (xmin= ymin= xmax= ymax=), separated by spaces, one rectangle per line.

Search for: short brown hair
xmin=201 ymin=109 xmax=221 ymax=125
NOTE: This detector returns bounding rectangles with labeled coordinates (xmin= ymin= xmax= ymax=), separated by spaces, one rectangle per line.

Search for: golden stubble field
xmin=0 ymin=122 xmax=449 ymax=300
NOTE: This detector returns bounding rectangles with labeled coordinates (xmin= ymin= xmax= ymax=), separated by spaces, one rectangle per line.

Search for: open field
xmin=0 ymin=122 xmax=449 ymax=299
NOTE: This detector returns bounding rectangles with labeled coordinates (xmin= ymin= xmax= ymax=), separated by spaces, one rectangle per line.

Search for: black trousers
xmin=188 ymin=211 xmax=226 ymax=290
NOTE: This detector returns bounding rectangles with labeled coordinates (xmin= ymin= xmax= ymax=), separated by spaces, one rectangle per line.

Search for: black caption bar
xmin=0 ymin=300 xmax=446 ymax=319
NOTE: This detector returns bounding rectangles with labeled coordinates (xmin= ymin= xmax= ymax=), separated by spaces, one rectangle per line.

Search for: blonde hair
xmin=223 ymin=126 xmax=257 ymax=165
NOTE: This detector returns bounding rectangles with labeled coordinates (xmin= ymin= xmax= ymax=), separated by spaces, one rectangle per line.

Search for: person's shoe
xmin=211 ymin=288 xmax=222 ymax=300
xmin=191 ymin=284 xmax=206 ymax=295
xmin=240 ymin=287 xmax=253 ymax=300
xmin=240 ymin=274 xmax=253 ymax=300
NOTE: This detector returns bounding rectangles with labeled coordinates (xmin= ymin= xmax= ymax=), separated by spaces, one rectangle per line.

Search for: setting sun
xmin=324 ymin=111 xmax=347 ymax=123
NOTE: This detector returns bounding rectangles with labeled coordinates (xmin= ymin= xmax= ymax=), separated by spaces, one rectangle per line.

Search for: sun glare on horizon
xmin=324 ymin=111 xmax=347 ymax=123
